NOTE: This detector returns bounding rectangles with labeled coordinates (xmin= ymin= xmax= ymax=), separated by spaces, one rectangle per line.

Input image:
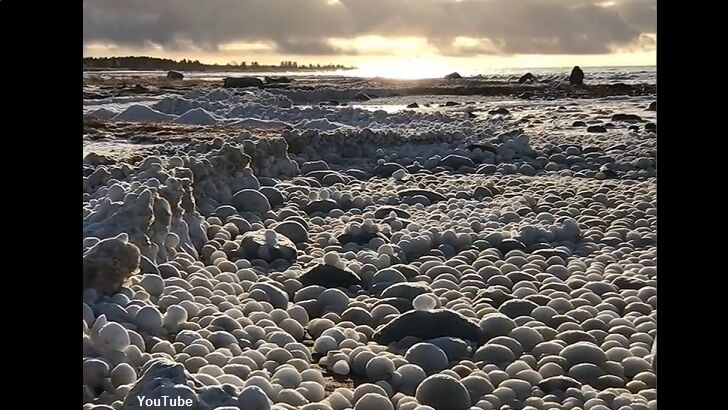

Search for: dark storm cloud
xmin=83 ymin=0 xmax=656 ymax=55
xmin=275 ymin=39 xmax=353 ymax=55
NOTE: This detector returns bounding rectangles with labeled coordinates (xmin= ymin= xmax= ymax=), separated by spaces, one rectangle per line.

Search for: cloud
xmin=275 ymin=39 xmax=353 ymax=55
xmin=83 ymin=0 xmax=656 ymax=56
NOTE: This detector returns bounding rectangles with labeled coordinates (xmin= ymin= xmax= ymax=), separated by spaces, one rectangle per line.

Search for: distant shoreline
xmin=83 ymin=67 xmax=355 ymax=73
xmin=82 ymin=56 xmax=355 ymax=73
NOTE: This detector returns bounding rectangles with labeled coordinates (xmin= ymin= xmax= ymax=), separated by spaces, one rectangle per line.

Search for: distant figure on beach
xmin=570 ymin=66 xmax=584 ymax=85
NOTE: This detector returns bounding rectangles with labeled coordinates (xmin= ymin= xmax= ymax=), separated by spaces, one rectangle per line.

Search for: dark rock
xmin=569 ymin=66 xmax=584 ymax=85
xmin=407 ymin=102 xmax=419 ymax=108
xmin=166 ymin=71 xmax=184 ymax=80
xmin=264 ymin=76 xmax=293 ymax=84
xmin=223 ymin=77 xmax=265 ymax=88
xmin=398 ymin=189 xmax=446 ymax=203
xmin=489 ymin=107 xmax=510 ymax=115
xmin=572 ymin=121 xmax=587 ymax=127
xmin=645 ymin=123 xmax=656 ymax=133
xmin=647 ymin=101 xmax=656 ymax=111
xmin=587 ymin=125 xmax=607 ymax=133
xmin=299 ymin=264 xmax=362 ymax=288
xmin=372 ymin=309 xmax=485 ymax=345
xmin=445 ymin=101 xmax=460 ymax=106
xmin=444 ymin=72 xmax=462 ymax=80
xmin=611 ymin=113 xmax=642 ymax=122
xmin=518 ymin=73 xmax=536 ymax=84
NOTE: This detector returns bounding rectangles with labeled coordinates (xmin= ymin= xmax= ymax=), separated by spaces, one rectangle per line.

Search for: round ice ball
xmin=333 ymin=360 xmax=350 ymax=375
xmin=413 ymin=294 xmax=437 ymax=310
xmin=139 ymin=274 xmax=165 ymax=297
xmin=393 ymin=364 xmax=426 ymax=395
xmin=415 ymin=374 xmax=471 ymax=410
xmin=273 ymin=366 xmax=302 ymax=389
xmin=314 ymin=336 xmax=339 ymax=355
xmin=560 ymin=342 xmax=607 ymax=367
xmin=237 ymin=385 xmax=272 ymax=410
xmin=110 ymin=363 xmax=137 ymax=387
xmin=97 ymin=322 xmax=130 ymax=352
xmin=324 ymin=252 xmax=341 ymax=266
xmin=355 ymin=393 xmax=394 ymax=410
xmin=366 ymin=356 xmax=395 ymax=381
xmin=135 ymin=306 xmax=163 ymax=333
xmin=404 ymin=343 xmax=449 ymax=375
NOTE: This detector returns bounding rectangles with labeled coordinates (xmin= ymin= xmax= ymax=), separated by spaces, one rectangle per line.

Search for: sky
xmin=83 ymin=0 xmax=656 ymax=78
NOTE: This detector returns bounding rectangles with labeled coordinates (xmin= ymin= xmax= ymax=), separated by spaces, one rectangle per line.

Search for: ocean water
xmin=84 ymin=65 xmax=655 ymax=84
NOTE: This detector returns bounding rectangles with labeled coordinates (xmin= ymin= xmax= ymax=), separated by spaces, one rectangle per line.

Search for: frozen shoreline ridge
xmin=83 ymin=72 xmax=657 ymax=410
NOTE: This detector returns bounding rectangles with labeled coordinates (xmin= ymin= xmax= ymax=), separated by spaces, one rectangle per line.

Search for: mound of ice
xmin=230 ymin=118 xmax=292 ymax=129
xmin=112 ymin=104 xmax=175 ymax=122
xmin=173 ymin=108 xmax=220 ymax=125
xmin=153 ymin=96 xmax=196 ymax=115
xmin=86 ymin=108 xmax=117 ymax=120
xmin=295 ymin=118 xmax=353 ymax=131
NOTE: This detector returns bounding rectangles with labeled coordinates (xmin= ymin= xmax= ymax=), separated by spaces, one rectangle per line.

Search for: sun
xmin=350 ymin=57 xmax=454 ymax=80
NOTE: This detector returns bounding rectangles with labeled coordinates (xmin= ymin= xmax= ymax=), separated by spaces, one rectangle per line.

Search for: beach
xmin=83 ymin=67 xmax=657 ymax=410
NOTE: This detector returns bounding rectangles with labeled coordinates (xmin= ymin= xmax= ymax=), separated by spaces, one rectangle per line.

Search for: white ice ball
xmin=413 ymin=294 xmax=438 ymax=311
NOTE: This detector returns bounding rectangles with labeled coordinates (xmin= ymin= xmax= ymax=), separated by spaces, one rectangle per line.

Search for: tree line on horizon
xmin=83 ymin=56 xmax=352 ymax=71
